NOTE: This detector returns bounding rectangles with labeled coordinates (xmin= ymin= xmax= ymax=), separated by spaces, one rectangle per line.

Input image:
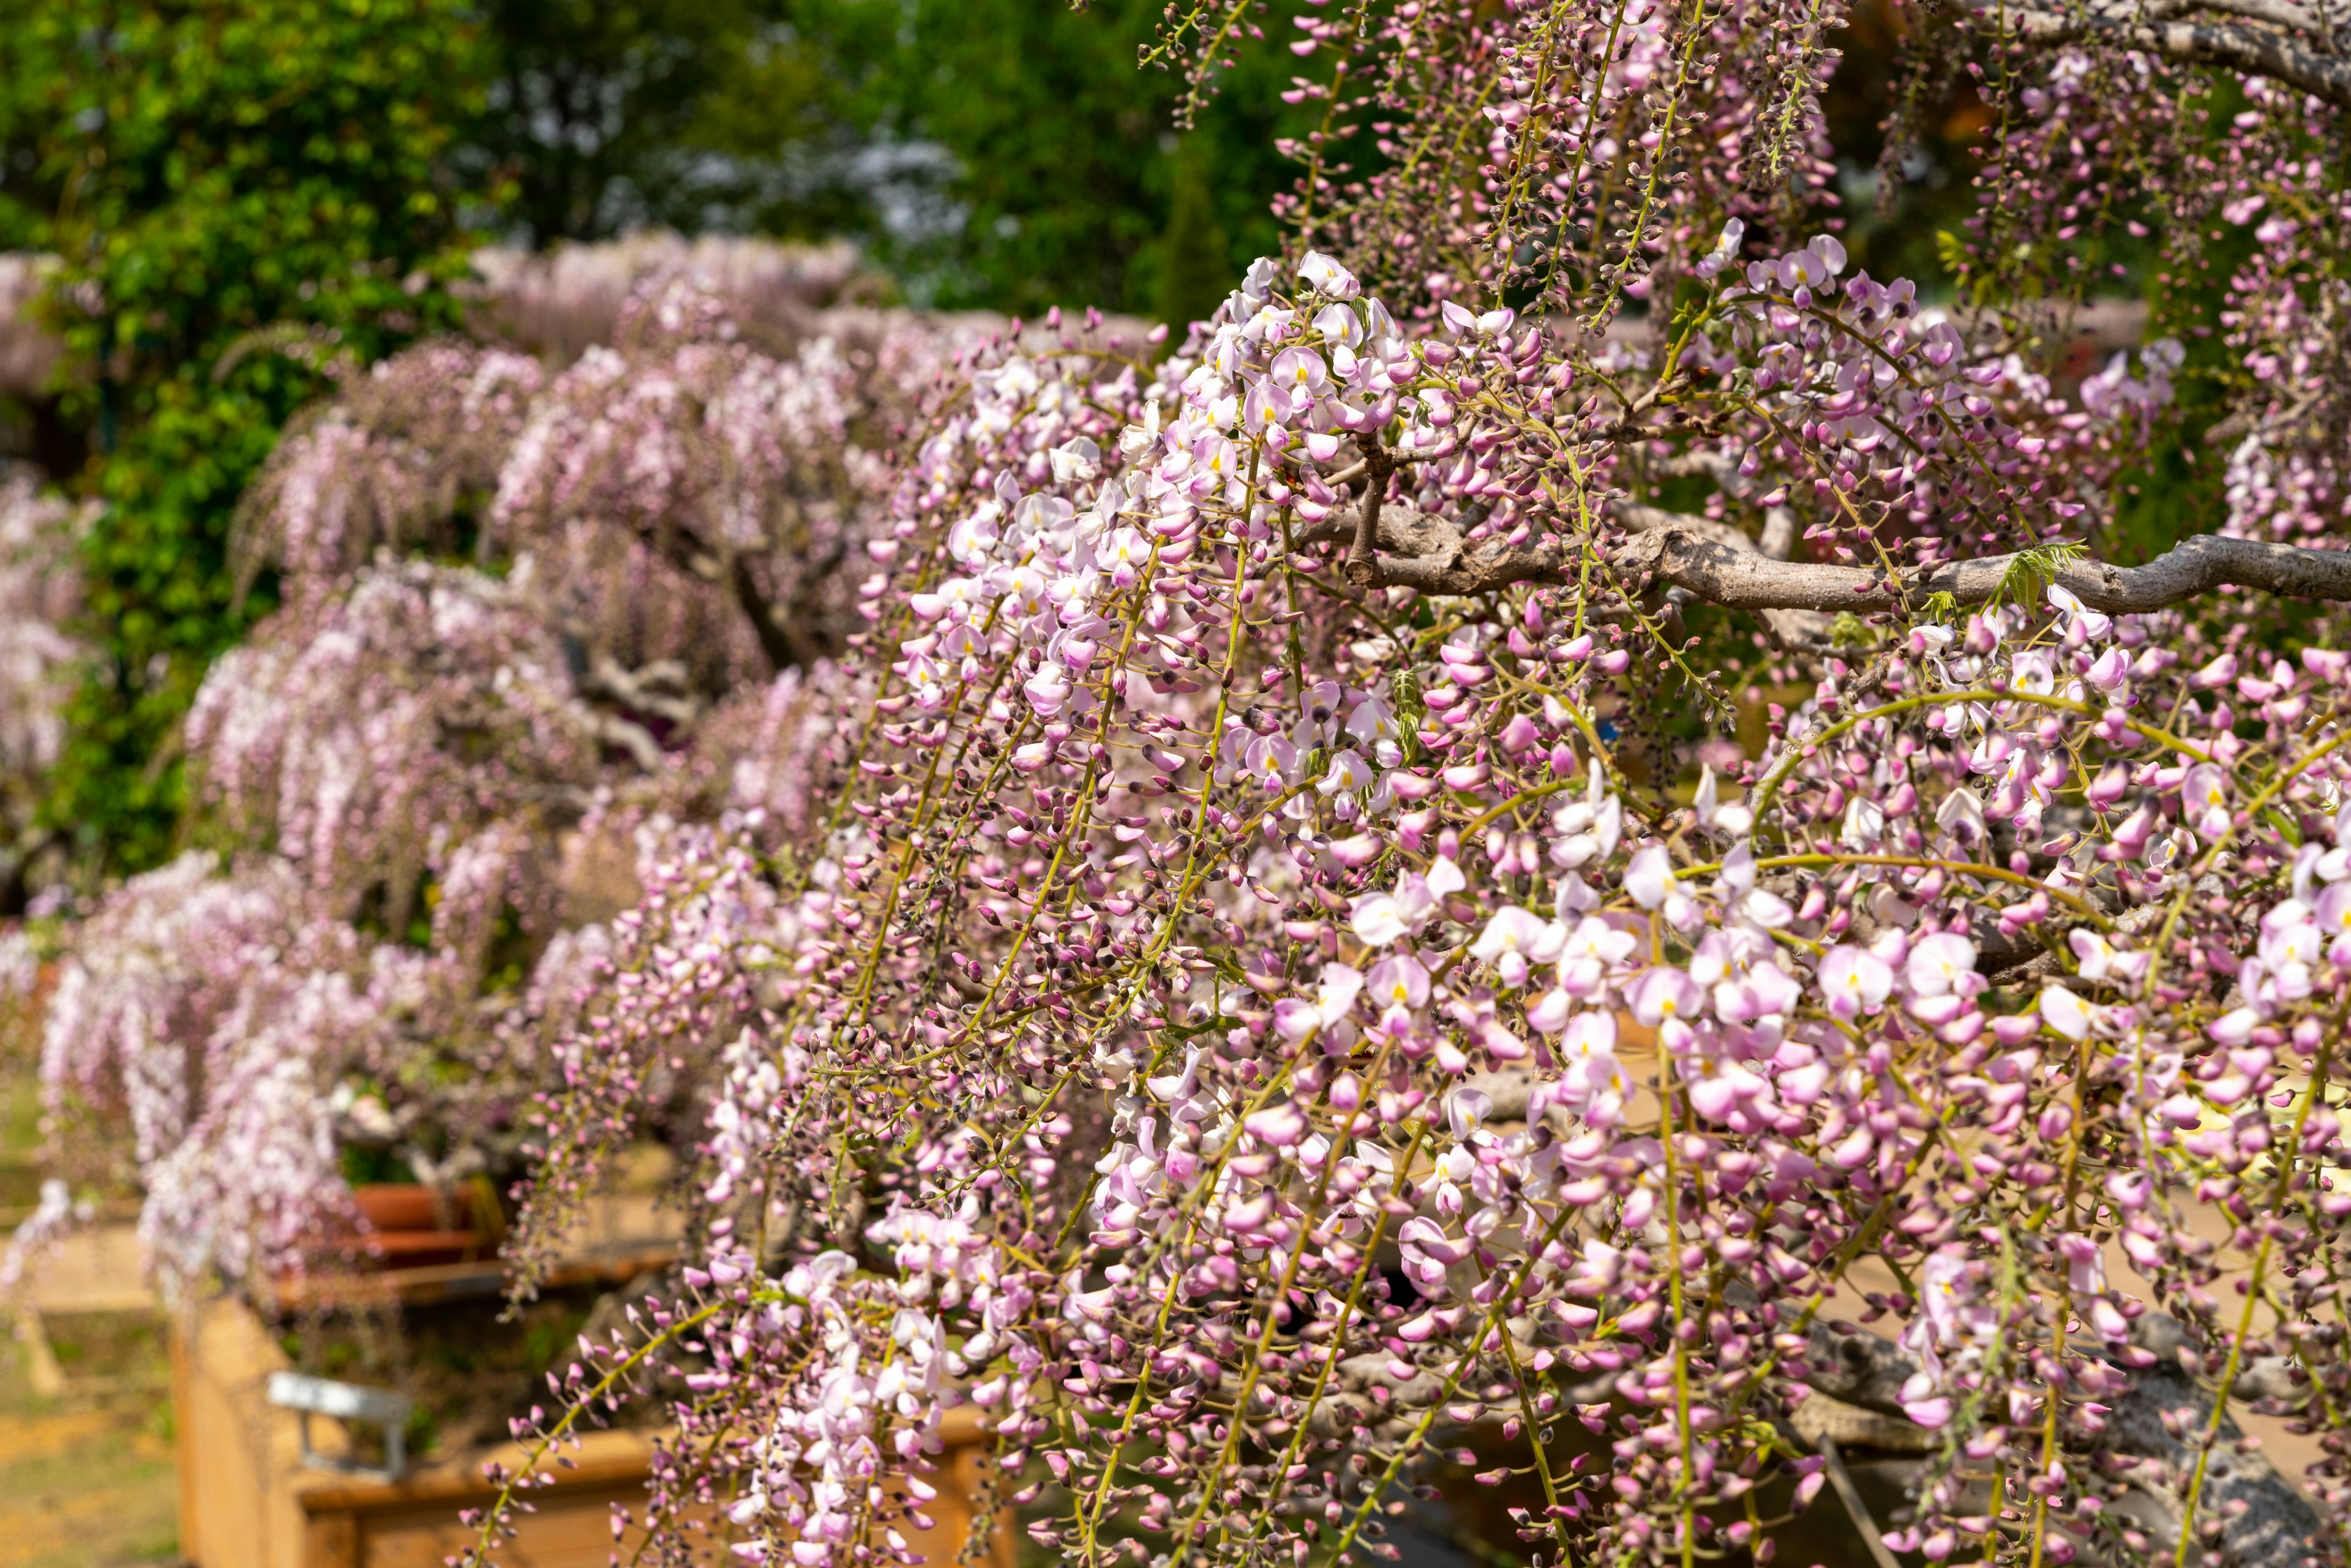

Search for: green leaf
xmin=1934 ymin=229 xmax=1969 ymax=277
xmin=1990 ymin=542 xmax=2089 ymax=613
xmin=13 ymin=0 xmax=489 ymax=874
xmin=1828 ymin=612 xmax=1875 ymax=648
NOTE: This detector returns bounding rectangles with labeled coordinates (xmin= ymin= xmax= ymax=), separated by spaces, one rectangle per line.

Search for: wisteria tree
xmin=17 ymin=258 xmax=973 ymax=1294
xmin=24 ymin=1 xmax=2351 ymax=1567
xmin=433 ymin=2 xmax=2351 ymax=1566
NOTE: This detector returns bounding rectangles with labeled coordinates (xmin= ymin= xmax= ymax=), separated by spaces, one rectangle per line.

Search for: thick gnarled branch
xmin=1801 ymin=1318 xmax=2319 ymax=1566
xmin=1981 ymin=0 xmax=2351 ymax=110
xmin=1299 ymin=501 xmax=1577 ymax=595
xmin=1628 ymin=527 xmax=2351 ymax=615
xmin=1303 ymin=498 xmax=2351 ymax=618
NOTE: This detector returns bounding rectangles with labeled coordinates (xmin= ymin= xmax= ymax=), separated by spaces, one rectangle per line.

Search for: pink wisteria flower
xmin=1818 ymin=944 xmax=1894 ymax=1018
xmin=1348 ymin=855 xmax=1464 ymax=945
xmin=1468 ymin=905 xmax=1564 ymax=987
xmin=26 ymin=4 xmax=2351 ymax=1561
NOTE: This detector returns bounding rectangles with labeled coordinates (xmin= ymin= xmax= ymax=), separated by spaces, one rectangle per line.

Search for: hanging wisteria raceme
xmin=186 ymin=561 xmax=598 ymax=923
xmin=438 ymin=0 xmax=2351 ymax=1561
xmin=465 ymin=234 xmax=868 ymax=366
xmin=26 ymin=855 xmax=387 ymax=1291
xmin=451 ymin=217 xmax=2351 ymax=1568
xmin=1860 ymin=8 xmax=2351 ymax=559
xmin=197 ymin=264 xmax=972 ymax=943
xmin=243 ymin=268 xmax=967 ymax=678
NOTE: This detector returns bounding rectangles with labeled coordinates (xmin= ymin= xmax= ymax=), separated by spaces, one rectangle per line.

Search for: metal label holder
xmin=266 ymin=1370 xmax=415 ymax=1484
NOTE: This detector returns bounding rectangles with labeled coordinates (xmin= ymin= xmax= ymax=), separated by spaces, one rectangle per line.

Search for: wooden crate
xmin=171 ymin=1294 xmax=1012 ymax=1568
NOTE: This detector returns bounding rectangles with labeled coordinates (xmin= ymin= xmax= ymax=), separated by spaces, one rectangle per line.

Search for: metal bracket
xmin=266 ymin=1371 xmax=415 ymax=1484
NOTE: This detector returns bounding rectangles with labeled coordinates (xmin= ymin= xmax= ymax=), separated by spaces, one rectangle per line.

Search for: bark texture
xmin=1982 ymin=0 xmax=2351 ymax=111
xmin=1803 ymin=1316 xmax=2323 ymax=1567
xmin=1303 ymin=499 xmax=2351 ymax=615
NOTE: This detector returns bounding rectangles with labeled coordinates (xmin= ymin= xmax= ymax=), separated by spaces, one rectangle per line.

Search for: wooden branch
xmin=729 ymin=555 xmax=805 ymax=672
xmin=1804 ymin=1316 xmax=2320 ymax=1566
xmin=1302 ymin=498 xmax=1570 ymax=595
xmin=1343 ymin=444 xmax=1396 ymax=587
xmin=592 ymin=713 xmax=666 ymax=772
xmin=1816 ymin=1436 xmax=1907 ymax=1568
xmin=2174 ymin=0 xmax=2336 ymax=34
xmin=1625 ymin=526 xmax=2351 ymax=614
xmin=1984 ymin=1 xmax=2351 ymax=110
xmin=2102 ymin=1316 xmax=2323 ymax=1567
xmin=1303 ymin=492 xmax=2351 ymax=618
xmin=1622 ymin=494 xmax=1825 ymax=645
xmin=643 ymin=508 xmax=837 ymax=675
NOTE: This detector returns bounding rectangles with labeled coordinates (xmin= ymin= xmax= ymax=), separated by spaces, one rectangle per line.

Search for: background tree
xmin=0 ymin=0 xmax=1318 ymax=895
xmin=457 ymin=0 xmax=852 ymax=246
xmin=481 ymin=0 xmax=1321 ymax=315
xmin=0 ymin=0 xmax=489 ymax=876
xmin=784 ymin=0 xmax=1313 ymax=313
xmin=17 ymin=255 xmax=964 ymax=1297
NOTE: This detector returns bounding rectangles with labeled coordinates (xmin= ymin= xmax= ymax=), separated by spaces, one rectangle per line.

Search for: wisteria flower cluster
xmin=16 ymin=855 xmax=407 ymax=1287
xmin=18 ymin=2 xmax=2351 ymax=1566
xmin=462 ymin=239 xmax=2351 ymax=1568
xmin=0 ymin=471 xmax=87 ymax=893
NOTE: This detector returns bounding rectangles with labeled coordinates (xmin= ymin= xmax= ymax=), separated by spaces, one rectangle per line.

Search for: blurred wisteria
xmin=20 ymin=258 xmax=976 ymax=1297
xmin=0 ymin=471 xmax=86 ymax=893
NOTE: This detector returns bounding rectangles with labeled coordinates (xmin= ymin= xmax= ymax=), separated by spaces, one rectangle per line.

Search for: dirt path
xmin=0 ymin=1318 xmax=180 ymax=1568
xmin=0 ymin=1045 xmax=174 ymax=1565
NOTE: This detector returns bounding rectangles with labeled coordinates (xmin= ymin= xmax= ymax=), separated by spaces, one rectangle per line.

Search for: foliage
xmin=771 ymin=0 xmax=1321 ymax=314
xmin=408 ymin=0 xmax=1319 ymax=318
xmin=460 ymin=0 xmax=850 ymax=246
xmin=0 ymin=0 xmax=489 ymax=873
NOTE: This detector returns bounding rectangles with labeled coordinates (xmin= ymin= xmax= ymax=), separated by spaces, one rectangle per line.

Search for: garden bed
xmin=172 ymin=1292 xmax=647 ymax=1568
xmin=17 ymin=1302 xmax=167 ymax=1401
xmin=171 ymin=1290 xmax=1012 ymax=1568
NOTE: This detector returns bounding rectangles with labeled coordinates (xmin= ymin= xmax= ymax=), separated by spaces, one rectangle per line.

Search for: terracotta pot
xmin=350 ymin=1184 xmax=482 ymax=1269
xmin=351 ymin=1184 xmax=441 ymax=1231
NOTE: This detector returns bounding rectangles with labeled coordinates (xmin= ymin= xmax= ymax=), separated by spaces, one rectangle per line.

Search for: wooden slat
xmin=291 ymin=1428 xmax=656 ymax=1512
xmin=263 ymin=1242 xmax=675 ymax=1313
xmin=15 ymin=1306 xmax=62 ymax=1397
xmin=352 ymin=1480 xmax=653 ymax=1568
xmin=173 ymin=1295 xmax=313 ymax=1568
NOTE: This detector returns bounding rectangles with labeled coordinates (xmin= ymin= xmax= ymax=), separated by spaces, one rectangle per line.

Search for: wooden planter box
xmin=171 ymin=1294 xmax=1010 ymax=1568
